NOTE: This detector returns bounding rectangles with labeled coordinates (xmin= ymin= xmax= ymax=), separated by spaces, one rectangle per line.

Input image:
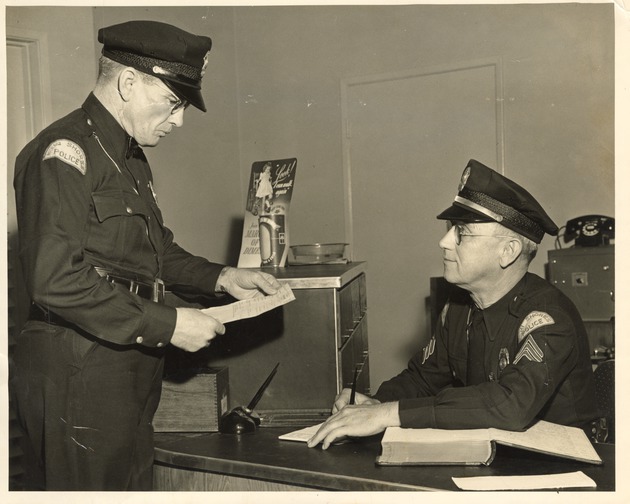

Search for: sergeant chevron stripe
xmin=513 ymin=335 xmax=544 ymax=364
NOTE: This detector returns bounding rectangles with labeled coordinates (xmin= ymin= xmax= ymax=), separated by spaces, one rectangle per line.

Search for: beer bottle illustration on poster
xmin=237 ymin=158 xmax=297 ymax=268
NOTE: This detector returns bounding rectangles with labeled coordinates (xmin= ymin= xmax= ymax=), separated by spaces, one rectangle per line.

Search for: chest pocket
xmin=92 ymin=189 xmax=150 ymax=221
xmin=88 ymin=189 xmax=155 ymax=264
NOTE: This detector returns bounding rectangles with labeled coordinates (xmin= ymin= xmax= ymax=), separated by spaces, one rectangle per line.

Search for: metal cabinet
xmin=547 ymin=246 xmax=614 ymax=322
xmin=166 ymin=263 xmax=369 ymax=427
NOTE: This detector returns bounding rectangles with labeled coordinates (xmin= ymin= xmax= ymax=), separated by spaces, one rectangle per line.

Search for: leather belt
xmin=29 ymin=268 xmax=165 ymax=326
xmin=29 ymin=304 xmax=74 ymax=326
xmin=94 ymin=266 xmax=165 ymax=304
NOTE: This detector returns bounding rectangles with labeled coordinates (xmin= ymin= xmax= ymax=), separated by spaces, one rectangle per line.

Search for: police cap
xmin=436 ymin=159 xmax=559 ymax=243
xmin=98 ymin=21 xmax=212 ymax=112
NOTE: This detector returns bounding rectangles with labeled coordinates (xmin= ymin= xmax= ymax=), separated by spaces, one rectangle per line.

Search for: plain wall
xmin=5 ymin=3 xmax=615 ymax=390
xmin=5 ymin=7 xmax=97 ymax=121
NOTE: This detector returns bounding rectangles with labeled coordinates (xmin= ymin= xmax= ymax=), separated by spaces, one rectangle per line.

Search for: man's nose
xmin=169 ymin=109 xmax=185 ymax=127
xmin=439 ymin=227 xmax=456 ymax=249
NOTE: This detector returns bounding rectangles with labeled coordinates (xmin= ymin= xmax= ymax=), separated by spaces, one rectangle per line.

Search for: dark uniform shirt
xmin=373 ymin=273 xmax=598 ymax=431
xmin=14 ymin=93 xmax=225 ymax=347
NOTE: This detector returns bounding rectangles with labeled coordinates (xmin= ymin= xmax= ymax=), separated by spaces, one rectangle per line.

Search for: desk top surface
xmin=253 ymin=262 xmax=366 ymax=289
xmin=154 ymin=427 xmax=614 ymax=492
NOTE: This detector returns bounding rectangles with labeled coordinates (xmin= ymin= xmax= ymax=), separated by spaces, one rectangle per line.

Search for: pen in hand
xmin=349 ymin=365 xmax=360 ymax=405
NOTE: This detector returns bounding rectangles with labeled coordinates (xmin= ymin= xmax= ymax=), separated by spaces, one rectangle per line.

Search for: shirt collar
xmin=82 ymin=93 xmax=142 ymax=161
xmin=475 ymin=274 xmax=528 ymax=342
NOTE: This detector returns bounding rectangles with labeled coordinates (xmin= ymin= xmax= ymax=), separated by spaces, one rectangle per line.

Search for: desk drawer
xmin=338 ymin=273 xmax=367 ymax=349
xmin=340 ymin=317 xmax=368 ymax=391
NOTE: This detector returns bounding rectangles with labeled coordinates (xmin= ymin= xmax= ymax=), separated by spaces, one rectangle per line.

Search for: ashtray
xmin=290 ymin=243 xmax=349 ymax=265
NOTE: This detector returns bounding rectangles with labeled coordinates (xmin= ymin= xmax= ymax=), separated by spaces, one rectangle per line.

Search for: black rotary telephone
xmin=564 ymin=215 xmax=614 ymax=246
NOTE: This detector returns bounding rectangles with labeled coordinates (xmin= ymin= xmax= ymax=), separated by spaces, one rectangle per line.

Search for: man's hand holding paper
xmin=215 ymin=266 xmax=282 ymax=299
xmin=203 ymin=282 xmax=295 ymax=324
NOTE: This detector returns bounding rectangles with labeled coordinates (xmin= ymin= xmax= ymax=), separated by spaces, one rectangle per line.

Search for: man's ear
xmin=499 ymin=238 xmax=523 ymax=269
xmin=117 ymin=68 xmax=140 ymax=103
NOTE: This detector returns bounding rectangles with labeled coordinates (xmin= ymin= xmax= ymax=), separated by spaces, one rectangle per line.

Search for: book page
xmin=452 ymin=470 xmax=597 ymax=491
xmin=201 ymin=284 xmax=295 ymax=323
xmin=490 ymin=420 xmax=601 ymax=464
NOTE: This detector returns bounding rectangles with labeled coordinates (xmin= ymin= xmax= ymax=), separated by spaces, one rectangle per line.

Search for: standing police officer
xmin=12 ymin=21 xmax=281 ymax=490
xmin=308 ymin=160 xmax=598 ymax=450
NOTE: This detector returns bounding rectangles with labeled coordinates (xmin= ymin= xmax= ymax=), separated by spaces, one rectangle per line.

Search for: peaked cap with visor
xmin=98 ymin=20 xmax=212 ymax=112
xmin=437 ymin=159 xmax=559 ymax=244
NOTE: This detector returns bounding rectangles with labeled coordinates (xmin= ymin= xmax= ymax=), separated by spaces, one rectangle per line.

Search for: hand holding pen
xmin=349 ymin=365 xmax=359 ymax=405
xmin=331 ymin=366 xmax=362 ymax=414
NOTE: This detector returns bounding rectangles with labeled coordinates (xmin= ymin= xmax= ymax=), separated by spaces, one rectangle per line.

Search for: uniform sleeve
xmin=159 ymin=226 xmax=226 ymax=294
xmin=397 ymin=305 xmax=580 ymax=431
xmin=14 ymin=138 xmax=176 ymax=347
xmin=373 ymin=303 xmax=455 ymax=403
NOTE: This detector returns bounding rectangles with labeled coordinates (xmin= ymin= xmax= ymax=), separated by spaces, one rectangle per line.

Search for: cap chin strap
xmin=455 ymin=195 xmax=504 ymax=222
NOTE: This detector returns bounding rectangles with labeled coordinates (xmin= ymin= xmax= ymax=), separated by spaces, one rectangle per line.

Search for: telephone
xmin=564 ymin=215 xmax=614 ymax=246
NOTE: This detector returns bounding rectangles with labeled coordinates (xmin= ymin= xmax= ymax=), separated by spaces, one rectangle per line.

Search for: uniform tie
xmin=126 ymin=136 xmax=142 ymax=159
xmin=466 ymin=305 xmax=487 ymax=385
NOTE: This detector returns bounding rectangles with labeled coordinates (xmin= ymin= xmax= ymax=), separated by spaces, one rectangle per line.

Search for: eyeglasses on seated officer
xmin=446 ymin=221 xmax=514 ymax=246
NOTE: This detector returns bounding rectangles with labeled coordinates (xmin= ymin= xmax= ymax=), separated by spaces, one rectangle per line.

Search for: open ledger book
xmin=376 ymin=420 xmax=602 ymax=466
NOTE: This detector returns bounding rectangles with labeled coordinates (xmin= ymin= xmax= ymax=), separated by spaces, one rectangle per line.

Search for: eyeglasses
xmin=168 ymin=97 xmax=189 ymax=115
xmin=447 ymin=222 xmax=513 ymax=246
xmin=148 ymin=79 xmax=189 ymax=115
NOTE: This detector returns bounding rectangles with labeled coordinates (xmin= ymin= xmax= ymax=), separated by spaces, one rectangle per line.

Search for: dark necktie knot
xmin=126 ymin=136 xmax=142 ymax=159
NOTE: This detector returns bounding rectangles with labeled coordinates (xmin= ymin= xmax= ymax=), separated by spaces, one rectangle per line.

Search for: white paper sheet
xmin=452 ymin=471 xmax=597 ymax=491
xmin=278 ymin=423 xmax=324 ymax=442
xmin=202 ymin=283 xmax=295 ymax=323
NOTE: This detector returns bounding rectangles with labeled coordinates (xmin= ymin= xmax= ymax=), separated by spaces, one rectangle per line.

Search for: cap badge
xmin=458 ymin=166 xmax=471 ymax=192
xmin=200 ymin=51 xmax=210 ymax=77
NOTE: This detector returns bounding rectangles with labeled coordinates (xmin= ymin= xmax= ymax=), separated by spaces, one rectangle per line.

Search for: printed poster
xmin=237 ymin=158 xmax=297 ymax=268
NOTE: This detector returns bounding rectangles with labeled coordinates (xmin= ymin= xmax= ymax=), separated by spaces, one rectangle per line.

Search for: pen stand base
xmin=219 ymin=406 xmax=261 ymax=435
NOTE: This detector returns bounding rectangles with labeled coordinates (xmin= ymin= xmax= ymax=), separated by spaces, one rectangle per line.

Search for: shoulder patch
xmin=43 ymin=139 xmax=86 ymax=175
xmin=518 ymin=311 xmax=555 ymax=343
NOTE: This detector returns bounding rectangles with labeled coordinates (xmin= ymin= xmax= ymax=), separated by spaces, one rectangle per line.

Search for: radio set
xmin=563 ymin=215 xmax=614 ymax=247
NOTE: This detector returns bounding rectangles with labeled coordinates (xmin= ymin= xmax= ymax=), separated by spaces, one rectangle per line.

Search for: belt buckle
xmin=153 ymin=278 xmax=165 ymax=303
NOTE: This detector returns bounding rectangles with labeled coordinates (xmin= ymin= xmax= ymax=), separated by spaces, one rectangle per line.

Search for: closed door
xmin=343 ymin=59 xmax=504 ymax=385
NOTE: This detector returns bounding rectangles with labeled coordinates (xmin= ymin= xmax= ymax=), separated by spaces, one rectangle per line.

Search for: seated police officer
xmin=12 ymin=21 xmax=280 ymax=490
xmin=308 ymin=159 xmax=598 ymax=450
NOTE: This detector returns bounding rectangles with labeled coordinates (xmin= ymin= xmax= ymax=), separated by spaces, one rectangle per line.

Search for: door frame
xmin=340 ymin=57 xmax=505 ymax=260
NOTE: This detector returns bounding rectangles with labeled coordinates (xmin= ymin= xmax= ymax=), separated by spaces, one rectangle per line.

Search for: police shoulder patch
xmin=518 ymin=310 xmax=555 ymax=343
xmin=43 ymin=139 xmax=87 ymax=175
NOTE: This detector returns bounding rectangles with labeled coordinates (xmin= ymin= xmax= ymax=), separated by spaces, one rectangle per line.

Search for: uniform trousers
xmin=11 ymin=320 xmax=165 ymax=490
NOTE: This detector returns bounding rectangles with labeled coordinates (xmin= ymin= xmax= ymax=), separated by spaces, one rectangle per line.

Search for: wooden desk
xmin=153 ymin=428 xmax=615 ymax=491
